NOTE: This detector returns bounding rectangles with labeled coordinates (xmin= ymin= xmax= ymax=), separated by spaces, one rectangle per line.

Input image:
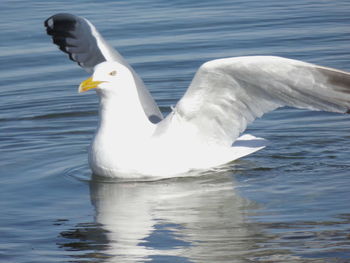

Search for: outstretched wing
xmin=173 ymin=56 xmax=350 ymax=146
xmin=44 ymin=13 xmax=163 ymax=123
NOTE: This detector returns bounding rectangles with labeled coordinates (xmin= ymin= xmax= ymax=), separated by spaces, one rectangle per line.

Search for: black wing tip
xmin=44 ymin=13 xmax=104 ymax=70
xmin=44 ymin=13 xmax=79 ymax=38
xmin=44 ymin=13 xmax=79 ymax=28
xmin=44 ymin=13 xmax=80 ymax=63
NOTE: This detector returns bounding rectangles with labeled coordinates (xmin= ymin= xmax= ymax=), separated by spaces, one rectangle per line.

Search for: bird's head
xmin=78 ymin=61 xmax=134 ymax=95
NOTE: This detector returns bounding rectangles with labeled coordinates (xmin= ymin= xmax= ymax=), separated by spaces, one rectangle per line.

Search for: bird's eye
xmin=109 ymin=70 xmax=117 ymax=76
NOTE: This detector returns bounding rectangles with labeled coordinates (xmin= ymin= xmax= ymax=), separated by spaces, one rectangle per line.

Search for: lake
xmin=1 ymin=0 xmax=350 ymax=262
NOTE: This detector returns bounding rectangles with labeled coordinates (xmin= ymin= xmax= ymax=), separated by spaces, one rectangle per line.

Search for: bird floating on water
xmin=45 ymin=13 xmax=350 ymax=179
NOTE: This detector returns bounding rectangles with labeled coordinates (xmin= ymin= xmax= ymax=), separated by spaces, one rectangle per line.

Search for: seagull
xmin=45 ymin=13 xmax=350 ymax=179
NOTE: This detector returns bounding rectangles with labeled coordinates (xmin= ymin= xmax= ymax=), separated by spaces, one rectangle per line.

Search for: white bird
xmin=45 ymin=14 xmax=350 ymax=179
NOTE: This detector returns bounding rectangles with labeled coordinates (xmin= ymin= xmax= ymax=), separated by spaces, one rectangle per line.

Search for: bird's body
xmin=86 ymin=62 xmax=266 ymax=178
xmin=45 ymin=14 xmax=350 ymax=179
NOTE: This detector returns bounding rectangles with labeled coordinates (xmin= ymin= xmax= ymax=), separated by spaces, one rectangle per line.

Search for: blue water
xmin=1 ymin=0 xmax=350 ymax=262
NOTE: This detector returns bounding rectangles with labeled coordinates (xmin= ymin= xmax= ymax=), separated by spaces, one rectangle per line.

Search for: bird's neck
xmin=96 ymin=90 xmax=155 ymax=143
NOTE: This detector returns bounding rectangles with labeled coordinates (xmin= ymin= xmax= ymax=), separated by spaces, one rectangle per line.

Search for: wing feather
xmin=174 ymin=56 xmax=350 ymax=146
xmin=44 ymin=13 xmax=125 ymax=72
xmin=44 ymin=13 xmax=163 ymax=123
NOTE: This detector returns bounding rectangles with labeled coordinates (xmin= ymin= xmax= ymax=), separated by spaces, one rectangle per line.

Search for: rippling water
xmin=1 ymin=0 xmax=350 ymax=262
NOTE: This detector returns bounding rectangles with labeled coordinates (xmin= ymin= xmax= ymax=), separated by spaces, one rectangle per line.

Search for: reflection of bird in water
xmin=45 ymin=13 xmax=350 ymax=179
xmin=58 ymin=169 xmax=348 ymax=262
xmin=88 ymin=173 xmax=260 ymax=262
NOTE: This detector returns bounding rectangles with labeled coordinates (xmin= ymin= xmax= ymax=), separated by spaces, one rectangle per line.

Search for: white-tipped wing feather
xmin=174 ymin=56 xmax=350 ymax=146
xmin=45 ymin=13 xmax=124 ymax=72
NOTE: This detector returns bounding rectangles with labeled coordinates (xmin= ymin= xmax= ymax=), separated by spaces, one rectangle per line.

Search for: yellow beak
xmin=78 ymin=77 xmax=104 ymax=93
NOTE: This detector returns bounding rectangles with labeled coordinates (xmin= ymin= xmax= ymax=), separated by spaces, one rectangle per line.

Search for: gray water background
xmin=0 ymin=0 xmax=350 ymax=262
